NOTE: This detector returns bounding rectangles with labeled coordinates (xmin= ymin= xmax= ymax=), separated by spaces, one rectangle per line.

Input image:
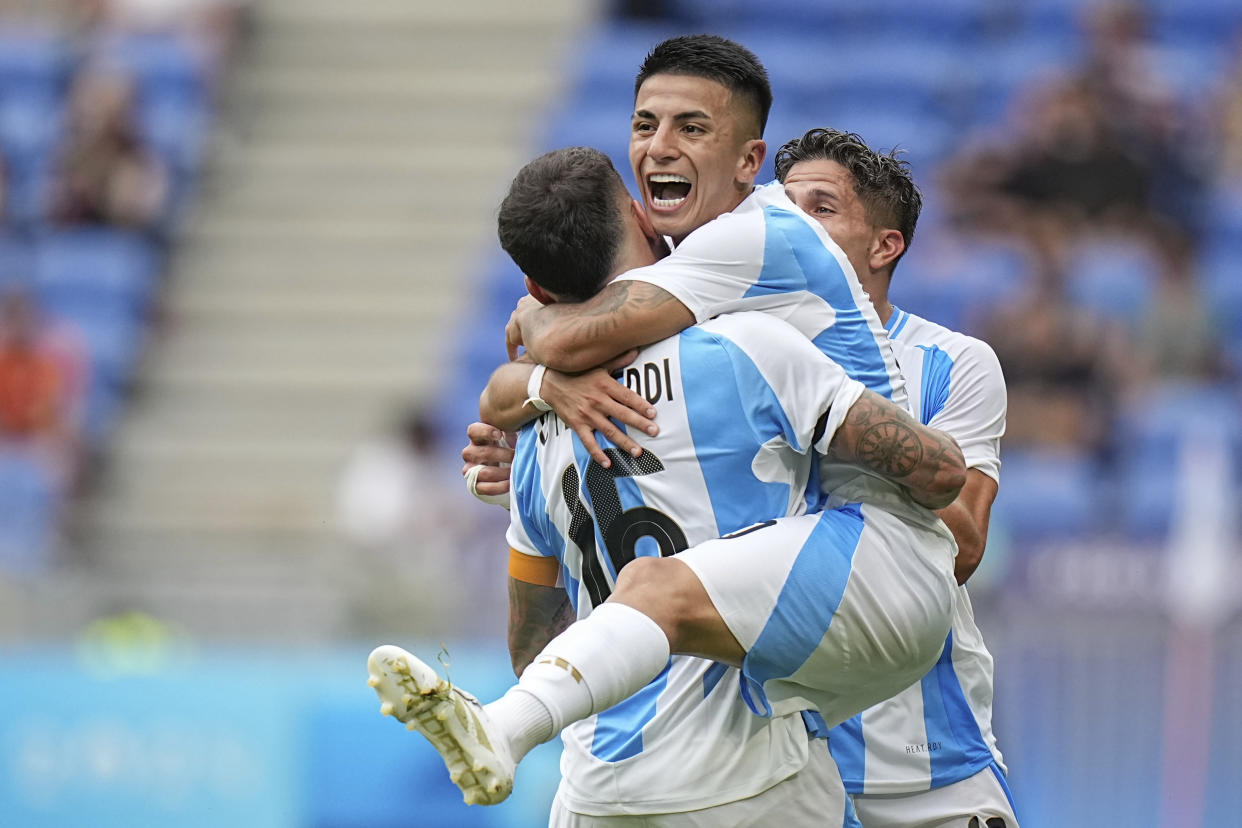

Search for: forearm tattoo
xmin=526 ymin=281 xmax=681 ymax=355
xmin=508 ymin=578 xmax=574 ymax=675
xmin=829 ymin=391 xmax=960 ymax=487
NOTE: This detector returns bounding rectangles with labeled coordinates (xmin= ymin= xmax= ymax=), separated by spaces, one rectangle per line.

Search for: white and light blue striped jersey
xmin=506 ymin=311 xmax=866 ymax=816
xmin=617 ymin=181 xmax=907 ymax=409
xmin=828 ymin=306 xmax=1008 ymax=795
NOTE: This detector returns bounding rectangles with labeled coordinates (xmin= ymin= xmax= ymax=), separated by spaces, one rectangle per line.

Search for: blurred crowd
xmin=0 ymin=0 xmax=242 ymax=571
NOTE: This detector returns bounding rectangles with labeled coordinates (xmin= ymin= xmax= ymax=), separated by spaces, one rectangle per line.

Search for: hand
xmin=541 ymin=350 xmax=659 ymax=468
xmin=461 ymin=422 xmax=516 ymax=502
xmin=506 ymin=296 xmax=543 ymax=361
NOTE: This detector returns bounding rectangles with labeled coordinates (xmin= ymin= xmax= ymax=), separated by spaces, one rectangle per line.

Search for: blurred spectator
xmin=47 ymin=65 xmax=169 ymax=230
xmin=0 ymin=287 xmax=81 ymax=483
xmin=336 ymin=406 xmax=499 ymax=633
xmin=1133 ymin=250 xmax=1226 ymax=386
xmin=943 ymin=1 xmax=1205 ymax=273
xmin=1216 ymin=34 xmax=1242 ymax=180
xmin=981 ymin=281 xmax=1126 ymax=458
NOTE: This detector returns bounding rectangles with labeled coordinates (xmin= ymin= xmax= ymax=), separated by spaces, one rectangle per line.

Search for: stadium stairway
xmin=17 ymin=0 xmax=595 ymax=643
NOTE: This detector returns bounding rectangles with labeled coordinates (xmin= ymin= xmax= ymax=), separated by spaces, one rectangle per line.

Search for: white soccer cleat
xmin=366 ymin=644 xmax=515 ymax=806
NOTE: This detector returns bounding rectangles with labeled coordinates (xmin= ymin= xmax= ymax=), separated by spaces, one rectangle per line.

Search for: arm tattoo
xmin=828 ymin=391 xmax=962 ymax=490
xmin=508 ymin=578 xmax=574 ymax=676
xmin=856 ymin=421 xmax=923 ymax=477
xmin=524 ymin=281 xmax=684 ymax=366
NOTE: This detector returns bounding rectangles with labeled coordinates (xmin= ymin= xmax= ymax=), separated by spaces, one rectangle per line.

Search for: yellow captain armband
xmin=508 ymin=547 xmax=560 ymax=587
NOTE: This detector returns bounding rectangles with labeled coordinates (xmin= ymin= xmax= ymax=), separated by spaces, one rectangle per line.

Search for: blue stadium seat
xmin=895 ymin=234 xmax=1035 ymax=333
xmin=1064 ymin=236 xmax=1160 ymax=326
xmin=990 ymin=447 xmax=1101 ymax=543
xmin=0 ymin=28 xmax=75 ymax=101
xmin=0 ymin=448 xmax=60 ymax=575
xmin=93 ymin=32 xmax=212 ymax=110
xmin=33 ymin=230 xmax=161 ymax=322
xmin=1113 ymin=382 xmax=1242 ymax=539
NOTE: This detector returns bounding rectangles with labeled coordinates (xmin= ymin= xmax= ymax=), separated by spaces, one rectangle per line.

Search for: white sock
xmin=484 ymin=603 xmax=670 ymax=763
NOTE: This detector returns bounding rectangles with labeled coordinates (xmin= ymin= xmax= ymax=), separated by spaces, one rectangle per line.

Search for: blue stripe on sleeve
xmin=739 ymin=505 xmax=863 ymax=716
xmin=748 ymin=207 xmax=894 ymax=400
xmin=830 ymin=713 xmax=867 ymax=794
xmin=922 ymin=631 xmax=995 ymax=787
xmin=680 ymin=327 xmax=797 ymax=534
xmin=590 ymin=660 xmax=672 ymax=762
xmin=917 ymin=344 xmax=954 ymax=424
xmin=512 ymin=423 xmax=564 ymax=567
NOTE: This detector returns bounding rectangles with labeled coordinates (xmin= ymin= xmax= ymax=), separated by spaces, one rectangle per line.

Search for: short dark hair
xmin=774 ymin=128 xmax=922 ymax=263
xmin=497 ymin=147 xmax=629 ymax=303
xmin=635 ymin=34 xmax=772 ymax=138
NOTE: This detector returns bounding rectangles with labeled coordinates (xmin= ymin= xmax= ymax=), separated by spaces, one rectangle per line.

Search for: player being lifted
xmin=369 ymin=145 xmax=963 ymax=824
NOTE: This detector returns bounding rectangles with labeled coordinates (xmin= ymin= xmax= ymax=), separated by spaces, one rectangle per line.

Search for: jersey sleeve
xmin=698 ymin=313 xmax=865 ymax=453
xmin=614 ymin=210 xmax=766 ymax=324
xmin=929 ymin=337 xmax=1007 ymax=482
xmin=504 ymin=427 xmax=559 ymax=559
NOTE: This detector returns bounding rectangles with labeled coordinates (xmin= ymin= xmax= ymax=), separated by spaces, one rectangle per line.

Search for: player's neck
xmin=861 ymin=273 xmax=893 ymax=325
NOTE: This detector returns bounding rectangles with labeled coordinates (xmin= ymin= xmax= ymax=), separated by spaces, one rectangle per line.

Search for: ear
xmin=524 ymin=275 xmax=556 ymax=305
xmin=871 ymin=229 xmax=906 ymax=273
xmin=736 ymin=138 xmax=766 ymax=186
xmin=631 ymin=198 xmax=659 ymax=243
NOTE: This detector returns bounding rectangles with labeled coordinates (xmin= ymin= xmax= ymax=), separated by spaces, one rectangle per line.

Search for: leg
xmin=608 ymin=555 xmax=745 ymax=666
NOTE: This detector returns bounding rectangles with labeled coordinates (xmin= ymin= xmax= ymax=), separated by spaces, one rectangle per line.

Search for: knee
xmin=611 ymin=557 xmax=700 ymax=641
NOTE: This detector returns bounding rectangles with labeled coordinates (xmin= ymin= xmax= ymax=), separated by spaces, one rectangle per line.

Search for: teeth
xmin=651 ymin=195 xmax=687 ymax=208
xmin=649 ymin=173 xmax=690 ymax=184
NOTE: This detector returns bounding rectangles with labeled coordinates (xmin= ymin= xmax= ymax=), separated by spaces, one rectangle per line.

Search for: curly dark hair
xmin=775 ymin=128 xmax=922 ymax=259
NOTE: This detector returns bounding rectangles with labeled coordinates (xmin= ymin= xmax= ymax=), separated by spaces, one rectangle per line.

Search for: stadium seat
xmin=0 ymin=448 xmax=60 ymax=575
xmin=1112 ymin=381 xmax=1242 ymax=539
xmin=0 ymin=27 xmax=75 ymax=101
xmin=33 ymin=230 xmax=161 ymax=323
xmin=896 ymin=234 xmax=1035 ymax=333
xmin=1064 ymin=236 xmax=1160 ymax=326
xmin=990 ymin=447 xmax=1101 ymax=543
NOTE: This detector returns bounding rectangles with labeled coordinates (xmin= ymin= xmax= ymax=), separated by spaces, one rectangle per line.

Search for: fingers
xmin=606 ymin=383 xmax=658 ymax=432
xmin=462 ymin=421 xmax=515 ymax=467
xmin=462 ymin=442 xmax=515 ymax=467
xmin=505 ymin=312 xmax=523 ymax=362
xmin=463 ymin=463 xmax=512 ymax=495
xmin=466 ymin=421 xmax=503 ymax=445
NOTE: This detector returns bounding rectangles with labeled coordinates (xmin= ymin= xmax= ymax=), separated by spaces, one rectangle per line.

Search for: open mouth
xmin=648 ymin=173 xmax=691 ymax=210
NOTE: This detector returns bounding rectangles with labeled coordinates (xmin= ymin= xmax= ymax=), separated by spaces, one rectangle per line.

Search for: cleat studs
xmin=405 ymin=720 xmax=417 ymax=731
xmin=379 ymin=702 xmax=393 ymax=716
xmin=436 ymin=711 xmax=448 ymax=722
xmin=367 ymin=675 xmax=379 ymax=688
xmin=402 ymin=694 xmax=414 ymax=706
xmin=472 ymin=761 xmax=485 ymax=772
xmin=463 ymin=792 xmax=476 ymax=806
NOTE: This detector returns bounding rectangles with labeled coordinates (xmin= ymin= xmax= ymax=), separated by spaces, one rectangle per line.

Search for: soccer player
xmin=479 ymin=34 xmax=906 ymax=464
xmin=778 ymin=128 xmax=1018 ymax=827
xmin=369 ymin=146 xmax=965 ymax=823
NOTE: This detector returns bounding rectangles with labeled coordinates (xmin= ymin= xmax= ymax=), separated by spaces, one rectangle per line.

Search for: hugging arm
xmin=822 ymin=390 xmax=967 ymax=510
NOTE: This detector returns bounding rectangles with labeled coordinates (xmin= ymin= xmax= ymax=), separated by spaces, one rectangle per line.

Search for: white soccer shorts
xmin=676 ymin=502 xmax=957 ymax=729
xmin=549 ymin=737 xmax=861 ymax=827
xmin=851 ymin=762 xmax=1020 ymax=828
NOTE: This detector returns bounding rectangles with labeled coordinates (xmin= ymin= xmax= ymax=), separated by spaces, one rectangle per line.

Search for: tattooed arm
xmin=508 ymin=576 xmax=575 ymax=677
xmin=822 ymin=390 xmax=967 ymax=510
xmin=508 ymin=280 xmax=695 ymax=373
